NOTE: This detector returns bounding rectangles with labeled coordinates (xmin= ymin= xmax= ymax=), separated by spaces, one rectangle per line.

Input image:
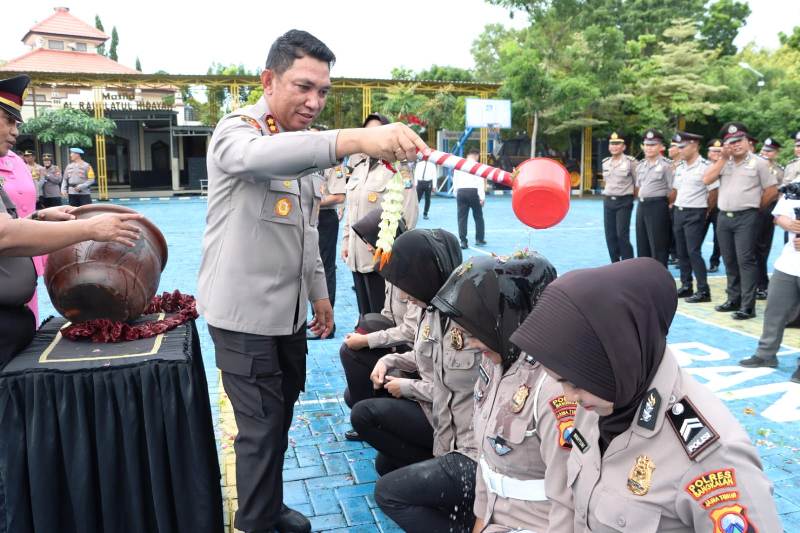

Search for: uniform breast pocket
xmin=593 ymin=493 xmax=662 ymax=533
xmin=566 ymin=453 xmax=582 ymax=488
xmin=260 ymin=180 xmax=301 ymax=225
xmin=443 ymin=346 xmax=480 ymax=391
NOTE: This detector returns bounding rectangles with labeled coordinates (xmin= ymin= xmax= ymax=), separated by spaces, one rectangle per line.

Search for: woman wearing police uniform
xmin=510 ymin=258 xmax=782 ymax=533
xmin=339 ymin=209 xmax=420 ymax=411
xmin=350 ymin=228 xmax=463 ymax=476
xmin=341 ymin=113 xmax=419 ymax=317
xmin=433 ymin=252 xmax=582 ymax=533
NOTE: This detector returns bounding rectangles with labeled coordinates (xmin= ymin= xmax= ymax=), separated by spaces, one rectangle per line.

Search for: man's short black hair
xmin=265 ymin=30 xmax=336 ymax=74
xmin=467 ymin=148 xmax=480 ymax=156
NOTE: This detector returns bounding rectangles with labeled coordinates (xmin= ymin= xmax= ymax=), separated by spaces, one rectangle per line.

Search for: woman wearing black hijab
xmin=350 ymin=228 xmax=463 ymax=477
xmin=341 ymin=113 xmax=419 ymax=317
xmin=339 ymin=209 xmax=420 ymax=438
xmin=510 ymin=258 xmax=781 ymax=532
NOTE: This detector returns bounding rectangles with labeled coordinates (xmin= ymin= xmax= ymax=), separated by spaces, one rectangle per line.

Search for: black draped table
xmin=0 ymin=316 xmax=223 ymax=533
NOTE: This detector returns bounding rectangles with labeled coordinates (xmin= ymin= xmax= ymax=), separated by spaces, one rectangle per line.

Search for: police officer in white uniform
xmin=196 ymin=30 xmax=427 ymax=533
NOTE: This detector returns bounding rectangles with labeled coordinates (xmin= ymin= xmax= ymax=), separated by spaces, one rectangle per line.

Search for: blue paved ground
xmin=37 ymin=194 xmax=800 ymax=531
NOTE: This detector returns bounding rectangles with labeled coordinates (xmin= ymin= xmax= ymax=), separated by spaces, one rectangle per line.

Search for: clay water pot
xmin=44 ymin=204 xmax=168 ymax=322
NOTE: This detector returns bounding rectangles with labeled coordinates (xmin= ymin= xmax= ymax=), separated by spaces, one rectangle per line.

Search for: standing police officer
xmin=783 ymin=131 xmax=800 ymax=184
xmin=61 ymin=147 xmax=95 ymax=207
xmin=40 ymin=153 xmax=63 ymax=207
xmin=755 ymin=138 xmax=784 ymax=299
xmin=601 ymin=131 xmax=637 ymax=263
xmin=196 ymin=30 xmax=427 ymax=533
xmin=705 ymin=139 xmax=724 ymax=272
xmin=635 ymin=129 xmax=674 ymax=266
xmin=315 ymin=159 xmax=346 ymax=338
xmin=703 ymin=123 xmax=778 ymax=320
xmin=671 ymin=131 xmax=716 ymax=302
xmin=22 ymin=150 xmax=45 ymax=207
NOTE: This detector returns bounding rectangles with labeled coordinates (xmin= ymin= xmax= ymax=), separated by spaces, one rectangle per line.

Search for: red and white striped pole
xmin=417 ymin=147 xmax=514 ymax=187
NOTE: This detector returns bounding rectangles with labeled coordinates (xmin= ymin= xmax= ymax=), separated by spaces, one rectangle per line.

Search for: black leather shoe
xmin=732 ymin=309 xmax=755 ymax=320
xmin=676 ymin=286 xmax=693 ymax=298
xmin=685 ymin=292 xmax=711 ymax=303
xmin=344 ymin=429 xmax=363 ymax=441
xmin=756 ymin=289 xmax=768 ymax=300
xmin=715 ymin=301 xmax=740 ymax=312
xmin=791 ymin=365 xmax=800 ymax=384
xmin=476 ymin=240 xmax=487 ymax=246
xmin=460 ymin=241 xmax=469 ymax=250
xmin=739 ymin=355 xmax=778 ymax=368
xmin=277 ymin=504 xmax=311 ymax=533
xmin=708 ymin=263 xmax=719 ymax=273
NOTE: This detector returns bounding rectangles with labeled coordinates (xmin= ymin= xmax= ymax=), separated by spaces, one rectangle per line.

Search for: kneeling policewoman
xmin=510 ymin=258 xmax=781 ymax=532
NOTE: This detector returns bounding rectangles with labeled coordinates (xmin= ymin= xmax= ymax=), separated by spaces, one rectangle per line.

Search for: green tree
xmin=95 ymin=15 xmax=106 ymax=56
xmin=20 ymin=108 xmax=116 ymax=147
xmin=700 ymin=0 xmax=751 ymax=56
xmin=378 ymin=83 xmax=428 ymax=122
xmin=414 ymin=65 xmax=474 ymax=82
xmin=779 ymin=26 xmax=800 ymax=51
xmin=470 ymin=23 xmax=524 ymax=82
xmin=135 ymin=57 xmax=142 ymax=72
xmin=109 ymin=27 xmax=119 ymax=62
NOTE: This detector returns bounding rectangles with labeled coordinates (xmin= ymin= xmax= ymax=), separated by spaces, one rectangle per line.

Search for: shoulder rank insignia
xmin=450 ymin=328 xmax=464 ymax=350
xmin=637 ymin=388 xmax=661 ymax=431
xmin=627 ymin=455 xmax=655 ymax=496
xmin=511 ymin=384 xmax=530 ymax=413
xmin=274 ymin=197 xmax=292 ymax=217
xmin=240 ymin=115 xmax=264 ymax=133
xmin=667 ymin=397 xmax=719 ymax=459
xmin=264 ymin=114 xmax=279 ymax=134
xmin=709 ymin=503 xmax=756 ymax=533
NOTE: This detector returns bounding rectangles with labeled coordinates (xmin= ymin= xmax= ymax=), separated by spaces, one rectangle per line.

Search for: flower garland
xmin=62 ymin=290 xmax=198 ymax=343
xmin=373 ymin=161 xmax=411 ymax=270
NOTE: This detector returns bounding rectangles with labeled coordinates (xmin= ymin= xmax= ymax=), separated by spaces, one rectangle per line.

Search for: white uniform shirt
xmin=674 ymin=157 xmax=717 ymax=208
xmin=772 ymin=195 xmax=800 ymax=277
xmin=414 ymin=160 xmax=438 ymax=182
xmin=453 ymin=168 xmax=485 ymax=201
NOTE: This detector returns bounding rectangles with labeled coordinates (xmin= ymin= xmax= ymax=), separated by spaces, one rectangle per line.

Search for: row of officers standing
xmin=602 ymin=123 xmax=799 ymax=320
xmin=18 ymin=147 xmax=95 ymax=208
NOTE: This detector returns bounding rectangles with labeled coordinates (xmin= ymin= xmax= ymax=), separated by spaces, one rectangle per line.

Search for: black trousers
xmin=416 ymin=180 xmax=432 ymax=216
xmin=0 ymin=305 xmax=35 ymax=368
xmin=352 ymin=271 xmax=385 ymax=317
xmin=41 ymin=196 xmax=63 ymax=208
xmin=317 ymin=209 xmax=339 ymax=308
xmin=756 ymin=201 xmax=778 ymax=291
xmin=602 ymin=195 xmax=634 ymax=262
xmin=375 ymin=452 xmax=477 ymax=533
xmin=208 ymin=324 xmax=307 ymax=532
xmin=717 ymin=209 xmax=759 ymax=310
xmin=350 ymin=397 xmax=433 ymax=475
xmin=339 ymin=342 xmax=391 ymax=408
xmin=456 ymin=188 xmax=484 ymax=243
xmin=636 ymin=197 xmax=671 ymax=266
xmin=704 ymin=208 xmax=722 ymax=267
xmin=68 ymin=194 xmax=92 ymax=207
xmin=674 ymin=207 xmax=710 ymax=292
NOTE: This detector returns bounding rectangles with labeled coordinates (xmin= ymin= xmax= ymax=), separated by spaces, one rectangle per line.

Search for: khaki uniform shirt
xmin=367 ymin=282 xmax=421 ymax=349
xmin=197 ymin=97 xmax=336 ymax=337
xmin=473 ymin=355 xmax=580 ymax=533
xmin=763 ymin=158 xmax=784 ymax=184
xmin=41 ymin=164 xmax=63 ymax=198
xmin=61 ymin=160 xmax=95 ymax=195
xmin=601 ymin=155 xmax=637 ymax=197
xmin=342 ymin=156 xmax=419 ymax=273
xmin=635 ymin=157 xmax=674 ymax=199
xmin=379 ymin=309 xmax=436 ymax=424
xmin=783 ymin=158 xmax=800 ymax=184
xmin=717 ymin=153 xmax=777 ymax=212
xmin=567 ymin=349 xmax=781 ymax=533
xmin=320 ymin=165 xmax=347 ymax=210
xmin=27 ymin=163 xmax=45 ymax=196
xmin=673 ymin=157 xmax=717 ymax=209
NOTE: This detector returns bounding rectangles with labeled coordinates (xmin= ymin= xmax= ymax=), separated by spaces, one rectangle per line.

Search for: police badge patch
xmin=627 ymin=455 xmax=655 ymax=496
xmin=450 ymin=328 xmax=464 ymax=350
xmin=511 ymin=385 xmax=530 ymax=413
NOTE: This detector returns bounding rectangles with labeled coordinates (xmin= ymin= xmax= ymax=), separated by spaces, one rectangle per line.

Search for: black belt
xmin=676 ymin=206 xmax=706 ymax=211
xmin=638 ymin=196 xmax=668 ymax=202
xmin=721 ymin=208 xmax=757 ymax=218
xmin=605 ymin=194 xmax=632 ymax=201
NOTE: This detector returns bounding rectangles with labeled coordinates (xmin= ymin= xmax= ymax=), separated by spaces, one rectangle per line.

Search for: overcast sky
xmin=3 ymin=0 xmax=798 ymax=78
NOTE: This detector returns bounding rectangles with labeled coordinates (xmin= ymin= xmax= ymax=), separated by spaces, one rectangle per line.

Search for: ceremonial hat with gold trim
xmin=608 ymin=131 xmax=625 ymax=144
xmin=707 ymin=138 xmax=723 ymax=150
xmin=0 ymin=75 xmax=30 ymax=123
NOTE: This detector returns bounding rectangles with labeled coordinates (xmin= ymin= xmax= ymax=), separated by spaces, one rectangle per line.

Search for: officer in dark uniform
xmin=705 ymin=139 xmax=724 ymax=271
xmin=601 ymin=131 xmax=637 ymax=262
xmin=755 ymin=137 xmax=784 ymax=299
xmin=635 ymin=129 xmax=674 ymax=266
